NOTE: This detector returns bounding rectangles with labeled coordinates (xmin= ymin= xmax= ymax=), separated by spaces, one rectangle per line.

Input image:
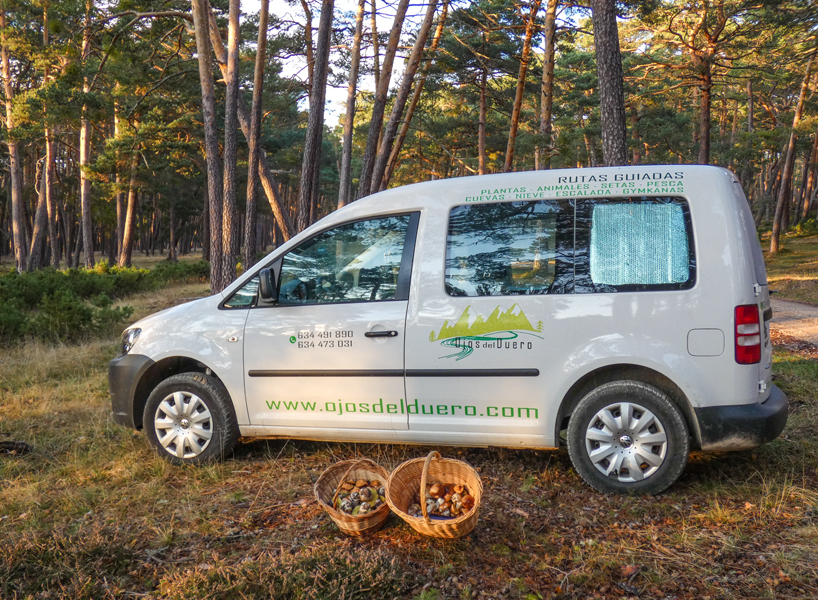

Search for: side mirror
xmin=258 ymin=268 xmax=277 ymax=303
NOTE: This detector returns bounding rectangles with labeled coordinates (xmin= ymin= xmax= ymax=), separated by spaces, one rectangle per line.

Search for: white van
xmin=109 ymin=165 xmax=788 ymax=495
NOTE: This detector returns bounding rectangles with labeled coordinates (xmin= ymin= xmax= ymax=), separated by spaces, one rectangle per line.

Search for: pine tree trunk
xmin=168 ymin=202 xmax=177 ymax=262
xmin=207 ymin=8 xmax=295 ymax=241
xmin=338 ymin=0 xmax=367 ymax=209
xmin=80 ymin=0 xmax=94 ymax=268
xmin=383 ymin=0 xmax=449 ymax=187
xmin=479 ymin=66 xmax=487 ymax=175
xmin=27 ymin=152 xmax=48 ymax=270
xmin=370 ymin=0 xmax=439 ymax=194
xmin=504 ymin=0 xmax=541 ymax=173
xmin=1 ymin=11 xmax=26 ymax=273
xmin=537 ymin=0 xmax=558 ymax=170
xmin=696 ymin=60 xmax=712 ymax=165
xmin=371 ymin=0 xmax=380 ymax=88
xmin=220 ymin=0 xmax=240 ymax=290
xmin=118 ymin=153 xmax=139 ymax=267
xmin=192 ymin=0 xmax=223 ymax=291
xmin=591 ymin=0 xmax=628 ymax=167
xmin=244 ymin=0 xmax=270 ymax=268
xmin=300 ymin=0 xmax=315 ymax=89
xmin=356 ymin=0 xmax=411 ymax=198
xmin=44 ymin=130 xmax=59 ymax=267
xmin=771 ymin=51 xmax=815 ymax=253
xmin=298 ymin=0 xmax=334 ymax=232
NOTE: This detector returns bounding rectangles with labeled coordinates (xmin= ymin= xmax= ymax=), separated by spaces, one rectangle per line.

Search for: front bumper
xmin=109 ymin=353 xmax=155 ymax=429
xmin=695 ymin=384 xmax=788 ymax=451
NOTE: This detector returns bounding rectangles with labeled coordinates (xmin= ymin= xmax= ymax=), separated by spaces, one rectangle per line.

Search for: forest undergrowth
xmin=1 ymin=241 xmax=817 ymax=600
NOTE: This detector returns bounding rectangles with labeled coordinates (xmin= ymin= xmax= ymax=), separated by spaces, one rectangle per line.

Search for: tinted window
xmin=445 ymin=200 xmax=573 ymax=296
xmin=278 ymin=215 xmax=411 ymax=305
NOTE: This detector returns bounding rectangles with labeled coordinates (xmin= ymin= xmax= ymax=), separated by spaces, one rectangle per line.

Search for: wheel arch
xmin=555 ymin=364 xmax=702 ymax=449
xmin=132 ymin=356 xmax=226 ymax=430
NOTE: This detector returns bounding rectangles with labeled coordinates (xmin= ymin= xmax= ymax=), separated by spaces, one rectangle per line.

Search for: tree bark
xmin=771 ymin=50 xmax=815 ymax=253
xmin=504 ymin=0 xmax=541 ymax=173
xmin=118 ymin=152 xmax=139 ymax=267
xmin=207 ymin=8 xmax=295 ymax=241
xmin=297 ymin=0 xmax=334 ymax=232
xmin=338 ymin=0 xmax=367 ymax=209
xmin=80 ymin=0 xmax=94 ymax=268
xmin=479 ymin=65 xmax=488 ymax=175
xmin=383 ymin=0 xmax=449 ymax=187
xmin=371 ymin=0 xmax=380 ymax=89
xmin=192 ymin=0 xmax=223 ymax=291
xmin=245 ymin=0 xmax=270 ymax=267
xmin=370 ymin=0 xmax=438 ymax=193
xmin=300 ymin=0 xmax=315 ymax=90
xmin=1 ymin=10 xmax=26 ymax=272
xmin=27 ymin=153 xmax=48 ymax=270
xmin=220 ymin=0 xmax=240 ymax=290
xmin=537 ymin=0 xmax=558 ymax=170
xmin=591 ymin=0 xmax=628 ymax=166
xmin=695 ymin=58 xmax=712 ymax=164
xmin=44 ymin=129 xmax=59 ymax=267
xmin=356 ymin=0 xmax=411 ymax=198
xmin=747 ymin=79 xmax=753 ymax=133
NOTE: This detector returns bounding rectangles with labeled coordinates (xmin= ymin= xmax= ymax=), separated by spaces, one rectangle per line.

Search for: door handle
xmin=365 ymin=330 xmax=399 ymax=338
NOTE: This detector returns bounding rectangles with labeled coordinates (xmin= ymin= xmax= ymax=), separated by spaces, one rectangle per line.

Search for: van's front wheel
xmin=143 ymin=373 xmax=239 ymax=465
xmin=567 ymin=381 xmax=689 ymax=495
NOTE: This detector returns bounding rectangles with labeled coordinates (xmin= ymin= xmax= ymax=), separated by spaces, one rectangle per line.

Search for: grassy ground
xmin=764 ymin=234 xmax=818 ymax=305
xmin=1 ymin=274 xmax=817 ymax=599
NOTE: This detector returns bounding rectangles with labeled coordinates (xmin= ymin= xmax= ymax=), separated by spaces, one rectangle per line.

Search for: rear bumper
xmin=109 ymin=353 xmax=155 ymax=429
xmin=695 ymin=384 xmax=788 ymax=451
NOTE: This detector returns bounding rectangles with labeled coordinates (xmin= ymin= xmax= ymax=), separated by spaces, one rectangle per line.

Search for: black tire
xmin=143 ymin=372 xmax=239 ymax=465
xmin=567 ymin=380 xmax=689 ymax=495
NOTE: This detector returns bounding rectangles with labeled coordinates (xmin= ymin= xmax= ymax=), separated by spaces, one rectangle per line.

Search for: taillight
xmin=735 ymin=304 xmax=761 ymax=364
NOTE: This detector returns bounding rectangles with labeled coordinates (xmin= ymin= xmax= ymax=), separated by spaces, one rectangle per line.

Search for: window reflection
xmin=278 ymin=215 xmax=410 ymax=305
xmin=446 ymin=201 xmax=563 ymax=296
xmin=223 ymin=276 xmax=259 ymax=308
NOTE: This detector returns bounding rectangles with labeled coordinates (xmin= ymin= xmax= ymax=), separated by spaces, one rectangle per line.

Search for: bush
xmin=791 ymin=218 xmax=818 ymax=238
xmin=0 ymin=260 xmax=208 ymax=345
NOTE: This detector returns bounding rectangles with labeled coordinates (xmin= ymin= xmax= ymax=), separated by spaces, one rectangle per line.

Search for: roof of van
xmin=325 ymin=164 xmax=738 ymax=226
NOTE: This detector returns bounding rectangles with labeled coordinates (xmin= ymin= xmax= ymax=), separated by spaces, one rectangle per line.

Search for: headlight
xmin=119 ymin=328 xmax=142 ymax=356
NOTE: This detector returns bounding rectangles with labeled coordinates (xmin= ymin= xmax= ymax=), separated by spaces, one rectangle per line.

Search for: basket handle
xmin=330 ymin=459 xmax=370 ymax=508
xmin=419 ymin=450 xmax=441 ymax=524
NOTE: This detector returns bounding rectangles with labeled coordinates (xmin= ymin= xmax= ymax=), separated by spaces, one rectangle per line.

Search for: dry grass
xmin=764 ymin=234 xmax=818 ymax=305
xmin=1 ymin=266 xmax=817 ymax=599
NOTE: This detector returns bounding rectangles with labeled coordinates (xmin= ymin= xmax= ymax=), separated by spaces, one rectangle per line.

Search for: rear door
xmin=734 ymin=183 xmax=773 ymax=397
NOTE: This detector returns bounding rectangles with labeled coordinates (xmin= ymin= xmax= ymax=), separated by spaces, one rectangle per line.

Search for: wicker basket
xmin=314 ymin=458 xmax=391 ymax=536
xmin=386 ymin=451 xmax=483 ymax=538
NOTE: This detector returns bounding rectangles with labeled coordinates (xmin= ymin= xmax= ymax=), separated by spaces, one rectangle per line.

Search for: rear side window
xmin=445 ymin=200 xmax=573 ymax=296
xmin=575 ymin=197 xmax=695 ymax=292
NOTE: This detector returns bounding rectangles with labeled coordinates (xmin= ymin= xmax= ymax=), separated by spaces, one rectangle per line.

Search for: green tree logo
xmin=536 ymin=321 xmax=543 ymax=332
xmin=429 ymin=331 xmax=436 ymax=342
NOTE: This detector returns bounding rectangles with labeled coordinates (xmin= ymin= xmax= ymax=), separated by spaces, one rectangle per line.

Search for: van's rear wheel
xmin=567 ymin=381 xmax=689 ymax=495
xmin=143 ymin=373 xmax=239 ymax=465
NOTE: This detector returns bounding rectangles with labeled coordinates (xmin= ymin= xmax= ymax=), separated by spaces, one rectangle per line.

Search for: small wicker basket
xmin=386 ymin=451 xmax=483 ymax=538
xmin=314 ymin=458 xmax=391 ymax=536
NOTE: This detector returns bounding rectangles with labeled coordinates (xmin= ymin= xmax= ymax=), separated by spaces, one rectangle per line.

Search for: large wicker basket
xmin=386 ymin=451 xmax=483 ymax=538
xmin=314 ymin=458 xmax=391 ymax=536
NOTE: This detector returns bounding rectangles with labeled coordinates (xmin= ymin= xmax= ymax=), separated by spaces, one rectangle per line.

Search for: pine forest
xmin=1 ymin=0 xmax=816 ymax=292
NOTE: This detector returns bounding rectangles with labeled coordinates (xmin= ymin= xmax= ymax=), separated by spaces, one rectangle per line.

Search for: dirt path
xmin=771 ymin=298 xmax=818 ymax=345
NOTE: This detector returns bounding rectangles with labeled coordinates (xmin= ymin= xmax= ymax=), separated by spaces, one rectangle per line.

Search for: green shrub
xmin=791 ymin=218 xmax=818 ymax=238
xmin=0 ymin=260 xmax=206 ymax=345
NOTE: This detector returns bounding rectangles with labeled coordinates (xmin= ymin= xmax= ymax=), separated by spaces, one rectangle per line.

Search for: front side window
xmin=278 ymin=215 xmax=411 ymax=305
xmin=445 ymin=200 xmax=572 ymax=296
xmin=223 ymin=276 xmax=259 ymax=308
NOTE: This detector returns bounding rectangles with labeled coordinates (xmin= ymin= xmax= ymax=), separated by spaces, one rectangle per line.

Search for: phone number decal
xmin=289 ymin=330 xmax=354 ymax=349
